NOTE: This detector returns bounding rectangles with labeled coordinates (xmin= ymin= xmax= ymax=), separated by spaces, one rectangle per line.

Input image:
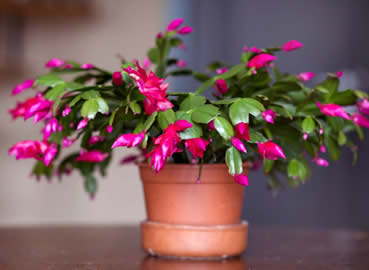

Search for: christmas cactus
xmin=8 ymin=18 xmax=369 ymax=197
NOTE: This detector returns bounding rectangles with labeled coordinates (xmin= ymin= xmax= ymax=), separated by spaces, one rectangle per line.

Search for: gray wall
xmin=169 ymin=0 xmax=369 ymax=230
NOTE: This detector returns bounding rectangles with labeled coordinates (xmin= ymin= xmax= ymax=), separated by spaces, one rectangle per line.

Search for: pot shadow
xmin=141 ymin=255 xmax=247 ymax=270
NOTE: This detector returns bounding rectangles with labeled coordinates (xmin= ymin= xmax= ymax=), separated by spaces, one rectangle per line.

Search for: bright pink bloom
xmin=242 ymin=46 xmax=248 ymax=52
xmin=262 ymin=109 xmax=276 ymax=124
xmin=112 ymin=71 xmax=123 ymax=86
xmin=313 ymin=157 xmax=329 ymax=167
xmin=147 ymin=147 xmax=166 ymax=173
xmin=357 ymin=99 xmax=369 ymax=116
xmin=64 ymin=63 xmax=74 ymax=69
xmin=250 ymin=47 xmax=262 ymax=53
xmin=77 ymin=118 xmax=88 ymax=130
xmin=352 ymin=113 xmax=369 ymax=128
xmin=234 ymin=122 xmax=250 ymax=141
xmin=247 ymin=53 xmax=276 ymax=69
xmin=297 ymin=72 xmax=315 ymax=82
xmin=88 ymin=136 xmax=105 ymax=145
xmin=185 ymin=138 xmax=209 ymax=159
xmin=62 ymin=105 xmax=71 ymax=117
xmin=123 ymin=62 xmax=173 ymax=115
xmin=215 ymin=79 xmax=228 ymax=95
xmin=81 ymin=63 xmax=94 ymax=69
xmin=166 ymin=18 xmax=184 ymax=32
xmin=319 ymin=128 xmax=324 ymax=135
xmin=234 ymin=174 xmax=249 ymax=186
xmin=8 ymin=102 xmax=27 ymax=119
xmin=12 ymin=79 xmax=34 ymax=95
xmin=45 ymin=58 xmax=65 ymax=68
xmin=75 ymin=150 xmax=109 ymax=163
xmin=208 ymin=120 xmax=215 ymax=131
xmin=303 ymin=132 xmax=308 ymax=140
xmin=336 ymin=71 xmax=344 ymax=78
xmin=316 ymin=102 xmax=350 ymax=120
xmin=173 ymin=119 xmax=193 ymax=131
xmin=178 ymin=26 xmax=193 ymax=35
xmin=282 ymin=40 xmax=303 ymax=52
xmin=43 ymin=118 xmax=59 ymax=140
xmin=257 ymin=141 xmax=286 ymax=160
xmin=62 ymin=137 xmax=75 ymax=148
xmin=156 ymin=32 xmax=163 ymax=39
xmin=216 ymin=67 xmax=228 ymax=74
xmin=9 ymin=140 xmax=57 ymax=166
xmin=10 ymin=94 xmax=53 ymax=123
xmin=143 ymin=57 xmax=151 ymax=70
xmin=320 ymin=145 xmax=326 ymax=153
xmin=231 ymin=137 xmax=247 ymax=153
xmin=112 ymin=131 xmax=145 ymax=148
xmin=176 ymin=59 xmax=187 ymax=68
xmin=106 ymin=125 xmax=113 ymax=133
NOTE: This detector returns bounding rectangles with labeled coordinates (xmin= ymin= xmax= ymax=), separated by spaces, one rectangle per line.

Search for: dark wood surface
xmin=0 ymin=225 xmax=368 ymax=269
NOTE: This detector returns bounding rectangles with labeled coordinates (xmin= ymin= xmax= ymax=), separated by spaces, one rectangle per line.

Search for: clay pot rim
xmin=137 ymin=162 xmax=253 ymax=169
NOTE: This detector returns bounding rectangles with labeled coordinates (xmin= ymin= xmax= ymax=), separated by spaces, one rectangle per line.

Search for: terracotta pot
xmin=138 ymin=163 xmax=249 ymax=259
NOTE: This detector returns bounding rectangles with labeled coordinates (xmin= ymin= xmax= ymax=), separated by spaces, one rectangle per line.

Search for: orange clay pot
xmin=138 ymin=163 xmax=249 ymax=259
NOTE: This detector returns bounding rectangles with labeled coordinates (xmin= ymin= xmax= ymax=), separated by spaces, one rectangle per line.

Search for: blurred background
xmin=0 ymin=0 xmax=368 ymax=229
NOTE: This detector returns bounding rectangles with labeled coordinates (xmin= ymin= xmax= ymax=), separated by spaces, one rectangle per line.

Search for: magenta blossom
xmin=242 ymin=46 xmax=248 ymax=52
xmin=216 ymin=67 xmax=228 ymax=74
xmin=313 ymin=157 xmax=329 ymax=167
xmin=303 ymin=132 xmax=308 ymax=140
xmin=247 ymin=53 xmax=276 ymax=69
xmin=88 ymin=136 xmax=105 ymax=145
xmin=336 ymin=71 xmax=344 ymax=78
xmin=262 ymin=109 xmax=276 ymax=124
xmin=316 ymin=102 xmax=350 ymax=120
xmin=250 ymin=47 xmax=262 ymax=53
xmin=257 ymin=141 xmax=286 ymax=160
xmin=64 ymin=63 xmax=74 ymax=69
xmin=297 ymin=72 xmax=315 ymax=82
xmin=282 ymin=40 xmax=303 ymax=52
xmin=123 ymin=62 xmax=173 ymax=115
xmin=45 ymin=58 xmax=65 ymax=68
xmin=185 ymin=138 xmax=209 ymax=159
xmin=215 ymin=79 xmax=228 ymax=95
xmin=81 ymin=63 xmax=94 ymax=69
xmin=208 ymin=120 xmax=215 ymax=131
xmin=231 ymin=137 xmax=247 ymax=153
xmin=106 ymin=125 xmax=113 ymax=133
xmin=112 ymin=131 xmax=145 ymax=148
xmin=75 ymin=150 xmax=109 ymax=163
xmin=176 ymin=59 xmax=187 ymax=68
xmin=352 ymin=113 xmax=369 ymax=128
xmin=62 ymin=137 xmax=76 ymax=148
xmin=178 ymin=26 xmax=193 ymax=35
xmin=143 ymin=57 xmax=151 ymax=70
xmin=112 ymin=71 xmax=123 ymax=86
xmin=166 ymin=18 xmax=184 ymax=32
xmin=12 ymin=79 xmax=34 ymax=95
xmin=234 ymin=122 xmax=250 ymax=141
xmin=234 ymin=174 xmax=249 ymax=186
xmin=77 ymin=118 xmax=88 ymax=130
xmin=357 ymin=99 xmax=369 ymax=116
xmin=320 ymin=145 xmax=326 ymax=153
xmin=43 ymin=118 xmax=59 ymax=140
xmin=9 ymin=140 xmax=57 ymax=166
xmin=319 ymin=128 xmax=324 ymax=135
xmin=62 ymin=105 xmax=71 ymax=117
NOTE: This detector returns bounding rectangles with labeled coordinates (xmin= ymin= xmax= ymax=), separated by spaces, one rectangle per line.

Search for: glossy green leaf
xmin=158 ymin=109 xmax=176 ymax=130
xmin=213 ymin=116 xmax=234 ymax=140
xmin=302 ymin=117 xmax=316 ymax=134
xmin=225 ymin=146 xmax=243 ymax=175
xmin=338 ymin=131 xmax=347 ymax=146
xmin=148 ymin=48 xmax=160 ymax=63
xmin=176 ymin=111 xmax=203 ymax=139
xmin=316 ymin=77 xmax=339 ymax=97
xmin=129 ymin=101 xmax=141 ymax=115
xmin=81 ymin=99 xmax=99 ymax=119
xmin=248 ymin=128 xmax=268 ymax=143
xmin=325 ymin=133 xmax=341 ymax=161
xmin=191 ymin=104 xmax=219 ymax=124
xmin=180 ymin=95 xmax=206 ymax=111
xmin=143 ymin=112 xmax=157 ymax=131
xmin=36 ymin=74 xmax=64 ymax=87
xmin=211 ymin=98 xmax=240 ymax=105
xmin=330 ymin=90 xmax=357 ymax=105
xmin=229 ymin=98 xmax=262 ymax=125
xmin=288 ymin=159 xmax=307 ymax=181
xmin=96 ymin=97 xmax=109 ymax=114
xmin=81 ymin=90 xmax=100 ymax=100
xmin=263 ymin=159 xmax=274 ymax=174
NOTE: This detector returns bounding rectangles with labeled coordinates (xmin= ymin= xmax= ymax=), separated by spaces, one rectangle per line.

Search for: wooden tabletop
xmin=0 ymin=225 xmax=368 ymax=269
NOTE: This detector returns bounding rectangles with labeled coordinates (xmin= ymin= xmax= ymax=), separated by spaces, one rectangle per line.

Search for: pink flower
xmin=303 ymin=132 xmax=308 ymax=140
xmin=43 ymin=118 xmax=59 ymax=140
xmin=123 ymin=62 xmax=173 ymax=115
xmin=173 ymin=119 xmax=193 ymax=131
xmin=231 ymin=137 xmax=247 ymax=153
xmin=77 ymin=118 xmax=88 ymax=130
xmin=297 ymin=72 xmax=315 ymax=82
xmin=313 ymin=157 xmax=329 ymax=167
xmin=9 ymin=140 xmax=57 ymax=166
xmin=88 ymin=136 xmax=105 ymax=145
xmin=10 ymin=94 xmax=53 ymax=123
xmin=106 ymin=125 xmax=113 ymax=133
xmin=177 ymin=26 xmax=193 ymax=35
xmin=281 ymin=40 xmax=303 ymax=52
xmin=336 ymin=71 xmax=344 ymax=78
xmin=215 ymin=79 xmax=228 ymax=95
xmin=8 ymin=102 xmax=27 ymax=119
xmin=319 ymin=128 xmax=324 ymax=135
xmin=208 ymin=120 xmax=215 ymax=131
xmin=352 ymin=113 xmax=369 ymax=128
xmin=62 ymin=137 xmax=75 ymax=148
xmin=75 ymin=150 xmax=109 ymax=163
xmin=156 ymin=32 xmax=163 ymax=39
xmin=176 ymin=59 xmax=187 ymax=68
xmin=143 ymin=57 xmax=151 ymax=70
xmin=320 ymin=145 xmax=326 ymax=153
xmin=234 ymin=122 xmax=250 ymax=141
xmin=185 ymin=138 xmax=209 ymax=159
xmin=262 ymin=109 xmax=276 ymax=124
xmin=247 ymin=53 xmax=276 ymax=69
xmin=81 ymin=63 xmax=94 ymax=70
xmin=45 ymin=58 xmax=65 ymax=68
xmin=166 ymin=18 xmax=184 ymax=32
xmin=234 ymin=174 xmax=249 ymax=186
xmin=147 ymin=147 xmax=166 ymax=173
xmin=316 ymin=102 xmax=350 ymax=120
xmin=12 ymin=79 xmax=34 ymax=95
xmin=62 ymin=105 xmax=71 ymax=117
xmin=64 ymin=63 xmax=74 ymax=69
xmin=112 ymin=71 xmax=123 ymax=86
xmin=357 ymin=99 xmax=369 ymax=116
xmin=216 ymin=67 xmax=228 ymax=74
xmin=250 ymin=47 xmax=262 ymax=53
xmin=112 ymin=131 xmax=145 ymax=148
xmin=242 ymin=46 xmax=248 ymax=53
xmin=257 ymin=141 xmax=286 ymax=160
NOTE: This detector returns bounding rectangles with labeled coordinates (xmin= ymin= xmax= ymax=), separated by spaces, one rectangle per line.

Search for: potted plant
xmin=8 ymin=18 xmax=369 ymax=258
